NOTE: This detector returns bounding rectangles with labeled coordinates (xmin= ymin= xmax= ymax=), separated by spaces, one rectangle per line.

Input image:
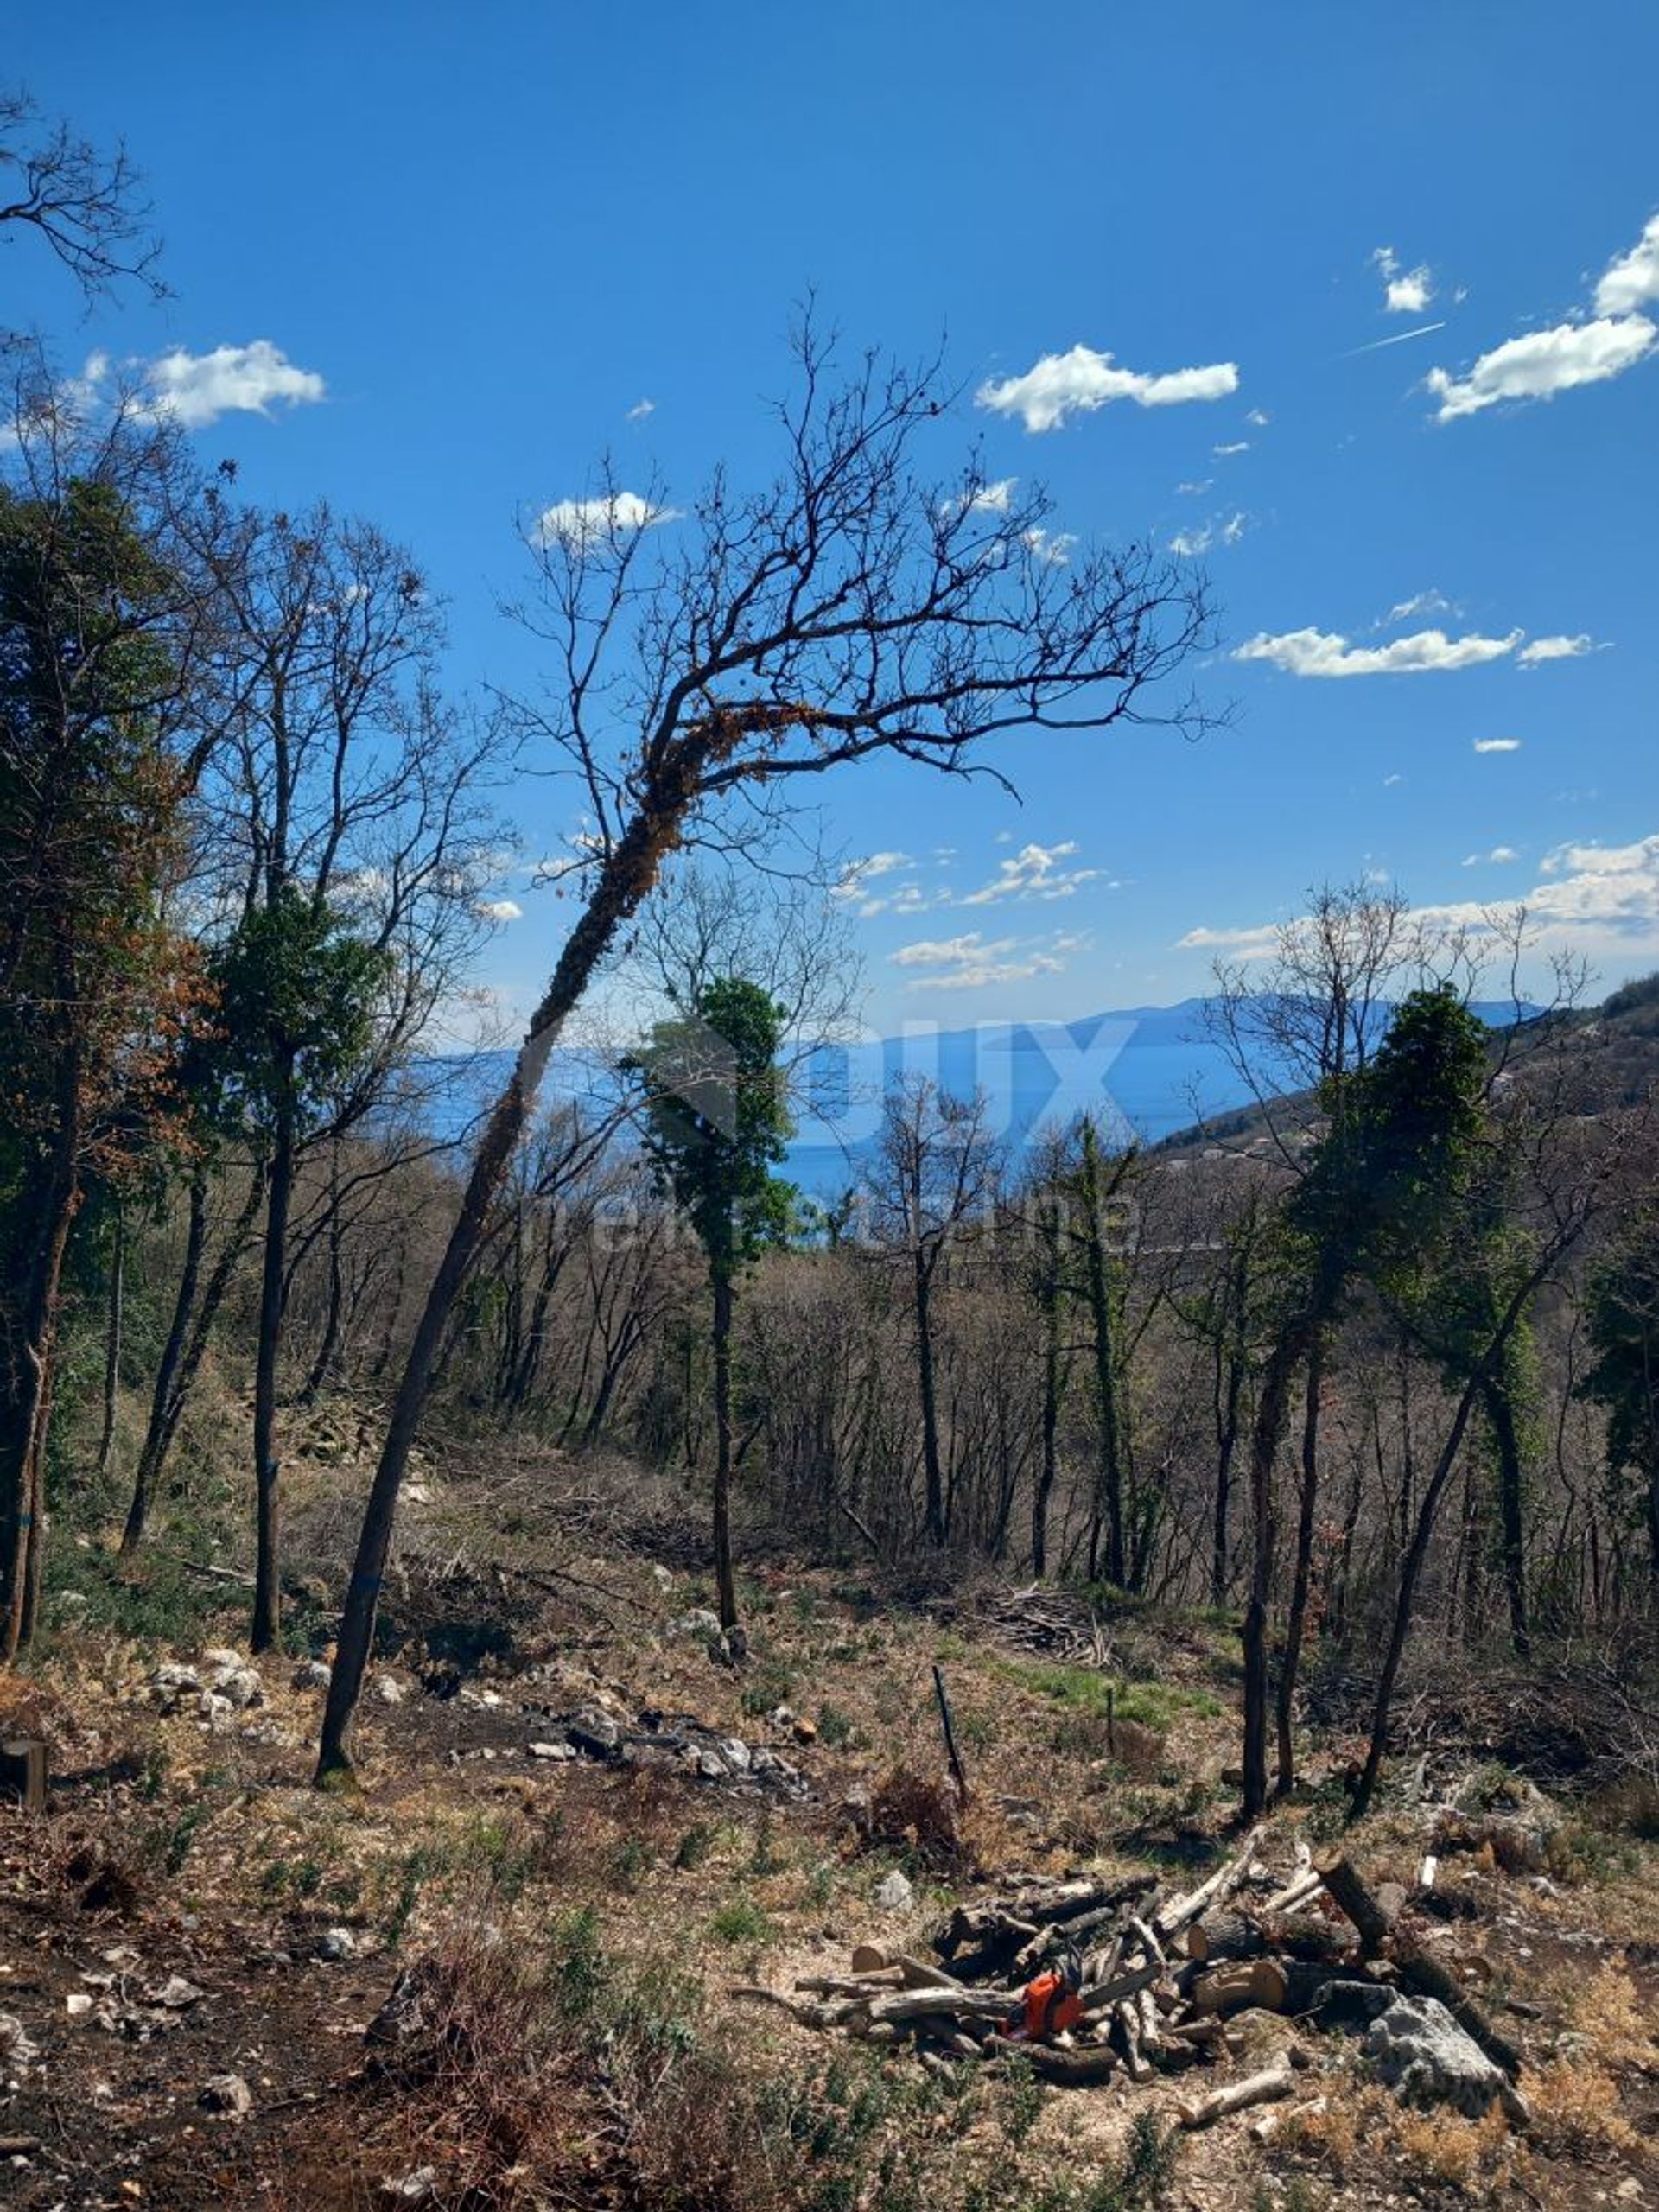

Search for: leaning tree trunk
xmin=251 ymin=1072 xmax=297 ymax=1654
xmin=1349 ymin=1371 xmax=1484 ymax=1821
xmin=315 ymin=810 xmax=674 ymax=1784
xmin=1274 ymin=1333 xmax=1324 ymax=1797
xmin=122 ymin=1174 xmax=207 ymax=1554
xmin=124 ymin=1166 xmax=264 ymax=1552
xmin=711 ymin=1267 xmax=739 ymax=1633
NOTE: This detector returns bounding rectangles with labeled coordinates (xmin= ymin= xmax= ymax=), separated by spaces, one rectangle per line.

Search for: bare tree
xmin=315 ymin=320 xmax=1213 ymax=1783
xmin=866 ymin=1077 xmax=1004 ymax=1546
xmin=1 ymin=88 xmax=163 ymax=309
xmin=181 ymin=497 xmax=508 ymax=1650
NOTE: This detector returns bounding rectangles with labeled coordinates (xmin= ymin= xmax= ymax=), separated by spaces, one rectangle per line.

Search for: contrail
xmin=1341 ymin=319 xmax=1448 ymax=359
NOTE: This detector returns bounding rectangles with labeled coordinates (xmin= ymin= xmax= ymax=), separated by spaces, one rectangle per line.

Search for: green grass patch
xmin=990 ymin=1656 xmax=1217 ymax=1727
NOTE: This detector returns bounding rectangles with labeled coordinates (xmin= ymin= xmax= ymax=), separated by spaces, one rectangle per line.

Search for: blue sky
xmin=10 ymin=3 xmax=1658 ymax=1034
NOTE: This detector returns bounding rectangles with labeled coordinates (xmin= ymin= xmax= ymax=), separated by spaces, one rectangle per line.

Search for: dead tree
xmin=313 ymin=319 xmax=1213 ymax=1783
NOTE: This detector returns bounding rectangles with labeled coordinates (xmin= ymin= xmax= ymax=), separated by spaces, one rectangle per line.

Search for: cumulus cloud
xmin=531 ymin=490 xmax=677 ymax=549
xmin=976 ymin=344 xmax=1238 ymax=432
xmin=475 ymin=899 xmax=523 ymax=923
xmin=1372 ymin=245 xmax=1434 ymax=315
xmin=1234 ymin=625 xmax=1523 ymax=677
xmin=960 ymin=841 xmax=1099 ymax=906
xmin=890 ymin=928 xmax=1089 ymax=991
xmin=1427 ymin=213 xmax=1659 ymax=421
xmin=1594 ymin=213 xmax=1659 ymax=316
xmin=1171 ymin=512 xmax=1247 ymax=558
xmin=1245 ymin=407 xmax=1270 ymax=428
xmin=1427 ymin=315 xmax=1656 ymax=420
xmin=1518 ymin=633 xmax=1603 ymax=664
xmin=1212 ymin=440 xmax=1250 ymax=457
xmin=1461 ymin=846 xmax=1520 ymax=867
xmin=625 ymin=397 xmax=656 ymax=421
xmin=142 ymin=340 xmax=326 ymax=428
xmin=1474 ymin=737 xmax=1522 ymax=753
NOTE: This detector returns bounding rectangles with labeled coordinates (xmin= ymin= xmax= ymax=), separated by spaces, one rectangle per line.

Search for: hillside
xmin=3 ymin=1433 xmax=1656 ymax=2211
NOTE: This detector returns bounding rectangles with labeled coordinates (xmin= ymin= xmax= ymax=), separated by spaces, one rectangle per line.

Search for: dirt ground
xmin=3 ymin=1463 xmax=1657 ymax=2209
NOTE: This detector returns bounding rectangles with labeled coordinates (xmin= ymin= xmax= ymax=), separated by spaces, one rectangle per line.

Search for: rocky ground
xmin=3 ymin=1451 xmax=1656 ymax=2209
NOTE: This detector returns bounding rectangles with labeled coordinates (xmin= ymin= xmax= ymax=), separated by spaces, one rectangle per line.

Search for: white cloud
xmin=1171 ymin=512 xmax=1247 ymax=557
xmin=976 ymin=344 xmax=1238 ymax=432
xmin=1427 ymin=315 xmax=1656 ymax=420
xmin=1181 ymin=834 xmax=1659 ymax=967
xmin=1593 ymin=213 xmax=1659 ymax=316
xmin=1427 ymin=213 xmax=1659 ymax=422
xmin=1234 ymin=625 xmax=1522 ymax=678
xmin=1461 ymin=846 xmax=1520 ymax=867
xmin=142 ymin=340 xmax=326 ymax=428
xmin=1212 ymin=440 xmax=1250 ymax=456
xmin=1021 ymin=525 xmax=1076 ymax=566
xmin=890 ymin=928 xmax=1089 ymax=992
xmin=1473 ymin=737 xmax=1522 ymax=753
xmin=1382 ymin=588 xmax=1454 ymax=626
xmin=960 ymin=840 xmax=1098 ymax=906
xmin=476 ymin=899 xmax=523 ymax=923
xmin=1175 ymin=920 xmax=1281 ymax=955
xmin=626 ymin=397 xmax=656 ymax=421
xmin=1517 ymin=632 xmax=1604 ymax=665
xmin=1175 ymin=478 xmax=1212 ymax=496
xmin=531 ymin=490 xmax=677 ymax=549
xmin=1373 ymin=245 xmax=1434 ymax=315
xmin=1383 ymin=772 xmax=1403 ymax=786
xmin=1245 ymin=407 xmax=1270 ymax=428
xmin=967 ymin=476 xmax=1017 ymax=512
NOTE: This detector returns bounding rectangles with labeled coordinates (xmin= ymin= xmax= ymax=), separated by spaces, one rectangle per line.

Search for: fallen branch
xmin=1178 ymin=2062 xmax=1298 ymax=2130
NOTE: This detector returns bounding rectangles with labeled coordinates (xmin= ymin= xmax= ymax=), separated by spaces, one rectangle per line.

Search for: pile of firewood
xmin=736 ymin=1833 xmax=1524 ymax=2131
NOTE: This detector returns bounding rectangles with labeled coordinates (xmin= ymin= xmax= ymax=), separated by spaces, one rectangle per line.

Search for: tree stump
xmin=0 ymin=1738 xmax=47 ymax=1815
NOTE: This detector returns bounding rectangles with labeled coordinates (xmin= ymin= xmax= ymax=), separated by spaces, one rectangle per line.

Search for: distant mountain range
xmin=416 ymin=995 xmax=1542 ymax=1196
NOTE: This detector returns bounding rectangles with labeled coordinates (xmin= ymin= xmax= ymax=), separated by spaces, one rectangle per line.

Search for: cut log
xmin=1274 ymin=1911 xmax=1353 ymax=1966
xmin=850 ymin=1942 xmax=888 ymax=1974
xmin=897 ymin=1955 xmax=964 ymax=1991
xmin=1390 ymin=1942 xmax=1524 ymax=2078
xmin=1260 ymin=1866 xmax=1325 ymax=1916
xmin=1315 ymin=1853 xmax=1395 ymax=1955
xmin=985 ymin=2034 xmax=1120 ymax=2085
xmin=1184 ymin=1910 xmax=1266 ymax=1964
xmin=1178 ymin=2062 xmax=1297 ymax=2130
xmin=1189 ymin=1958 xmax=1290 ymax=2016
xmin=0 ymin=1738 xmax=46 ymax=1815
xmin=1154 ymin=1827 xmax=1262 ymax=1942
xmin=797 ymin=1969 xmax=905 ymax=1996
xmin=867 ymin=1987 xmax=1016 ymax=2027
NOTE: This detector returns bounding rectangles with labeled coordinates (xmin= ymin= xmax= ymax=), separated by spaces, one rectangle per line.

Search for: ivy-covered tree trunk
xmin=251 ymin=1063 xmax=297 ymax=1653
xmin=1484 ymin=1374 xmax=1532 ymax=1656
xmin=1 ymin=1023 xmax=83 ymax=1660
xmin=316 ymin=812 xmax=671 ymax=1784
